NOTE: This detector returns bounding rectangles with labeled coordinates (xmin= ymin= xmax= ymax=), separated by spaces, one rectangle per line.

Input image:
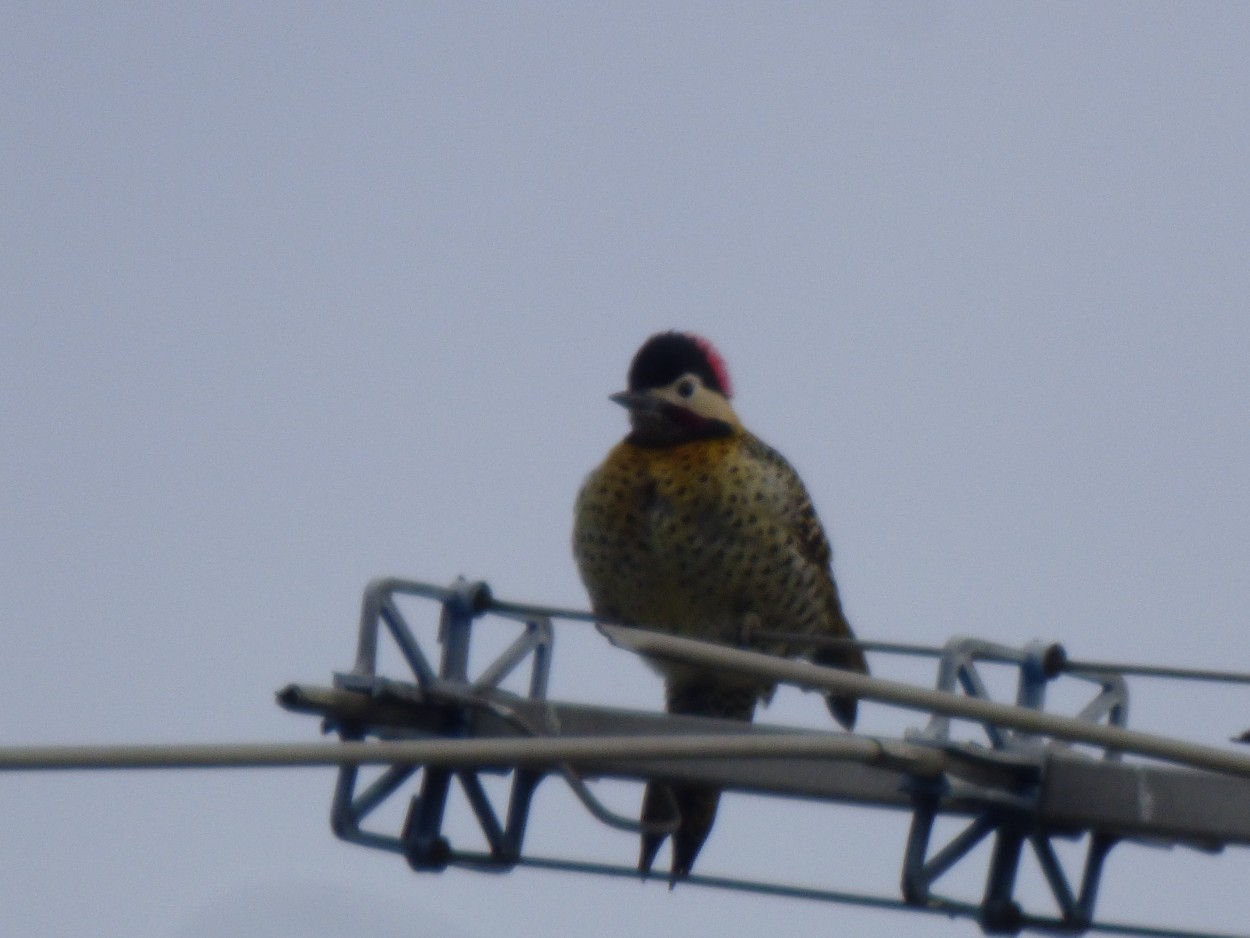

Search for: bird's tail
xmin=813 ymin=629 xmax=869 ymax=731
xmin=638 ymin=681 xmax=758 ymax=885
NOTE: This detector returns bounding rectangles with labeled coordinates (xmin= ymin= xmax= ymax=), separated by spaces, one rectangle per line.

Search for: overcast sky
xmin=4 ymin=4 xmax=1249 ymax=937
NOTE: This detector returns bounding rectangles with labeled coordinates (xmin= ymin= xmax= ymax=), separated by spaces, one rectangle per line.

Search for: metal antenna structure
xmin=269 ymin=577 xmax=1250 ymax=938
xmin=6 ymin=577 xmax=1250 ymax=936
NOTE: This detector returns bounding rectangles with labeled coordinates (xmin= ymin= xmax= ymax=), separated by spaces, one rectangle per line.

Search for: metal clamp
xmin=902 ymin=637 xmax=1128 ymax=934
xmin=330 ymin=577 xmax=552 ymax=870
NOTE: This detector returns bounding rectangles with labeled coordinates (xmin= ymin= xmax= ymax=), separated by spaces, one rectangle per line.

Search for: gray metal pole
xmin=601 ymin=624 xmax=1250 ymax=780
xmin=0 ymin=733 xmax=943 ymax=772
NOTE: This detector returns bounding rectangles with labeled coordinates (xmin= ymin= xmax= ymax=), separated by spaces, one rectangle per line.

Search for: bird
xmin=572 ymin=330 xmax=869 ymax=885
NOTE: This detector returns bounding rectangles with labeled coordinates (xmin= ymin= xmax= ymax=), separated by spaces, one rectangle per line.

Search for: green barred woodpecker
xmin=572 ymin=331 xmax=868 ymax=884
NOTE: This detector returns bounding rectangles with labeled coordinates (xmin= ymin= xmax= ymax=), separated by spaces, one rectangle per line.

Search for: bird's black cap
xmin=626 ymin=331 xmax=733 ymax=397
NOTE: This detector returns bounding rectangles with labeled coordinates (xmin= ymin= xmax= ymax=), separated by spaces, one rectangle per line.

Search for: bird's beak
xmin=609 ymin=390 xmax=655 ymax=412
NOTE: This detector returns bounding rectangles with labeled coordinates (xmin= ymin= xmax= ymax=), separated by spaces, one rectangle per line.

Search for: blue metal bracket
xmin=902 ymin=638 xmax=1128 ymax=934
xmin=328 ymin=577 xmax=553 ymax=870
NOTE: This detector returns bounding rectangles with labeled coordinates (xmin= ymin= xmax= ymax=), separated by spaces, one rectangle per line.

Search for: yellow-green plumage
xmin=574 ymin=434 xmax=859 ymax=675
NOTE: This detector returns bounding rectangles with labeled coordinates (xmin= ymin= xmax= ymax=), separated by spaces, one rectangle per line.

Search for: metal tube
xmin=601 ymin=625 xmax=1250 ymax=781
xmin=0 ymin=733 xmax=939 ymax=772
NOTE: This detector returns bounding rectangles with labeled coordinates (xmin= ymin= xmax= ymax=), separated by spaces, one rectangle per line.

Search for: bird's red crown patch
xmin=686 ymin=333 xmax=733 ymax=399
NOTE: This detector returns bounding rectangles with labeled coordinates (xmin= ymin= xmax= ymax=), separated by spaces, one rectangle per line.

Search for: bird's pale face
xmin=612 ymin=372 xmax=741 ymax=445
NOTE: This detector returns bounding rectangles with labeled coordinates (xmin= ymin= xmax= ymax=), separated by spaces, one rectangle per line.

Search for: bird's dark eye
xmin=677 ymin=378 xmax=696 ymax=398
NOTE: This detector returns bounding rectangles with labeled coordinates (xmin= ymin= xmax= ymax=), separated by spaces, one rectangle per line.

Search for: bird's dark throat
xmin=626 ymin=405 xmax=735 ymax=447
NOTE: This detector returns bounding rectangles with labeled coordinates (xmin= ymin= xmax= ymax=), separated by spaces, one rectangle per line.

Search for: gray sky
xmin=3 ymin=4 xmax=1249 ymax=936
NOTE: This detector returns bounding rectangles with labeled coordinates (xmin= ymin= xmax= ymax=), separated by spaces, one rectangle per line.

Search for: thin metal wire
xmin=488 ymin=596 xmax=605 ymax=624
xmin=507 ymin=855 xmax=1246 ymax=938
xmin=487 ymin=594 xmax=1250 ymax=687
xmin=511 ymin=854 xmax=927 ymax=913
xmin=1064 ymin=660 xmax=1250 ymax=685
xmin=489 ymin=598 xmax=937 ymax=659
